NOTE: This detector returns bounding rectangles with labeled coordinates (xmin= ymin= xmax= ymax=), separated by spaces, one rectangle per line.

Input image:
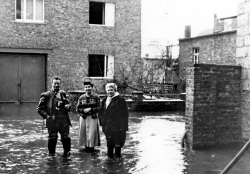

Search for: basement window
xmin=193 ymin=47 xmax=199 ymax=64
xmin=89 ymin=1 xmax=115 ymax=26
xmin=88 ymin=54 xmax=114 ymax=77
xmin=16 ymin=0 xmax=44 ymax=22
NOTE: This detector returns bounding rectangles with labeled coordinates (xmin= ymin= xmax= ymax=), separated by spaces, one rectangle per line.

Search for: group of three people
xmin=37 ymin=76 xmax=129 ymax=158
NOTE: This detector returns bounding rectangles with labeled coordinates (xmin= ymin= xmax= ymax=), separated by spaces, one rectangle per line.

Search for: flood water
xmin=0 ymin=111 xmax=250 ymax=174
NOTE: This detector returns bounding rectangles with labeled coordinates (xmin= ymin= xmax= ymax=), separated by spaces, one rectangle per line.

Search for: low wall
xmin=68 ymin=91 xmax=185 ymax=112
xmin=186 ymin=64 xmax=241 ymax=149
xmin=126 ymin=100 xmax=185 ymax=112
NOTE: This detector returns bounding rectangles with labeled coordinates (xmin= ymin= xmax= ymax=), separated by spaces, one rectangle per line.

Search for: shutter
xmin=105 ymin=3 xmax=115 ymax=26
xmin=106 ymin=55 xmax=114 ymax=77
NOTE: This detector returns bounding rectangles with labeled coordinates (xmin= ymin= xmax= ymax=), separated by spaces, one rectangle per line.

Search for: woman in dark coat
xmin=99 ymin=83 xmax=129 ymax=158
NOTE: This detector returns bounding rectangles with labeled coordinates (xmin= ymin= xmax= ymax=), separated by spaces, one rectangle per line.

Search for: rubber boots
xmin=115 ymin=146 xmax=121 ymax=157
xmin=61 ymin=137 xmax=71 ymax=157
xmin=48 ymin=138 xmax=57 ymax=156
xmin=107 ymin=146 xmax=114 ymax=158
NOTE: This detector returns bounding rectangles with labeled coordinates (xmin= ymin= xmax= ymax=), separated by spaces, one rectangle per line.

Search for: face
xmin=107 ymin=87 xmax=115 ymax=97
xmin=84 ymin=85 xmax=92 ymax=94
xmin=52 ymin=79 xmax=60 ymax=92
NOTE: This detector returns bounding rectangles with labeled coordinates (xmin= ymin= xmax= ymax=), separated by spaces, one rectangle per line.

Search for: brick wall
xmin=0 ymin=0 xmax=141 ymax=93
xmin=186 ymin=64 xmax=241 ymax=149
xmin=236 ymin=0 xmax=250 ymax=140
xmin=179 ymin=31 xmax=236 ymax=79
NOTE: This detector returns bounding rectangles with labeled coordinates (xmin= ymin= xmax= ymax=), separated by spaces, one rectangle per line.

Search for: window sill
xmin=86 ymin=77 xmax=114 ymax=80
xmin=89 ymin=24 xmax=114 ymax=27
xmin=13 ymin=20 xmax=46 ymax=24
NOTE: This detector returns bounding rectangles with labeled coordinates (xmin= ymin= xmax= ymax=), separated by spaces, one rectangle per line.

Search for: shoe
xmin=78 ymin=148 xmax=86 ymax=152
xmin=62 ymin=151 xmax=70 ymax=158
xmin=48 ymin=153 xmax=56 ymax=157
xmin=87 ymin=147 xmax=94 ymax=153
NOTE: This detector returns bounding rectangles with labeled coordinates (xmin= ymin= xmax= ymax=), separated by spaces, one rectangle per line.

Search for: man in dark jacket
xmin=99 ymin=83 xmax=129 ymax=158
xmin=37 ymin=76 xmax=71 ymax=157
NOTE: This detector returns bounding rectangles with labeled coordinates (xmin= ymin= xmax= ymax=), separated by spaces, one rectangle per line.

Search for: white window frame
xmin=89 ymin=2 xmax=115 ymax=27
xmin=193 ymin=47 xmax=199 ymax=64
xmin=15 ymin=0 xmax=44 ymax=23
xmin=89 ymin=54 xmax=114 ymax=78
xmin=105 ymin=55 xmax=114 ymax=77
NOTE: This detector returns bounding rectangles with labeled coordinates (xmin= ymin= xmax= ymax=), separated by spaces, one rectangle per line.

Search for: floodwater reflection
xmin=0 ymin=112 xmax=185 ymax=174
xmin=1 ymin=112 xmax=250 ymax=174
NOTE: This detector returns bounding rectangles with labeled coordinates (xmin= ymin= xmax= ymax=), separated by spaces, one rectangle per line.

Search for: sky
xmin=141 ymin=0 xmax=239 ymax=58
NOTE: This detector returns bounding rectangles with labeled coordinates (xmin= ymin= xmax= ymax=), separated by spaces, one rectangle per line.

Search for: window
xmin=224 ymin=19 xmax=232 ymax=31
xmin=89 ymin=1 xmax=115 ymax=26
xmin=88 ymin=54 xmax=114 ymax=77
xmin=16 ymin=0 xmax=44 ymax=22
xmin=193 ymin=47 xmax=199 ymax=64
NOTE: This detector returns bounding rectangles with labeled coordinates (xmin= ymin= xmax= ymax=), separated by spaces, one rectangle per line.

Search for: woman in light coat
xmin=76 ymin=81 xmax=100 ymax=153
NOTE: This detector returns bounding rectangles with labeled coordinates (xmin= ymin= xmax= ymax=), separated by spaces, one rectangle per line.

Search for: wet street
xmin=0 ymin=111 xmax=250 ymax=174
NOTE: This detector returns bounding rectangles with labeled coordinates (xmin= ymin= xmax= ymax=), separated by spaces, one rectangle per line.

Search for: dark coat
xmin=99 ymin=95 xmax=129 ymax=133
xmin=37 ymin=90 xmax=72 ymax=126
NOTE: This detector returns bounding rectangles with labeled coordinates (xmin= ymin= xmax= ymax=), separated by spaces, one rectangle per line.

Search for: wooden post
xmin=220 ymin=139 xmax=250 ymax=174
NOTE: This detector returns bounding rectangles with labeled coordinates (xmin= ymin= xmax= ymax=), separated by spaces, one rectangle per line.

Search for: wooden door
xmin=0 ymin=53 xmax=46 ymax=103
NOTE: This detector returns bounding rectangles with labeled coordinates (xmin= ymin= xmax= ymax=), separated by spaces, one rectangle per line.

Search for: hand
xmin=81 ymin=114 xmax=87 ymax=119
xmin=47 ymin=115 xmax=55 ymax=120
xmin=84 ymin=108 xmax=91 ymax=113
xmin=92 ymin=115 xmax=97 ymax=119
xmin=64 ymin=104 xmax=70 ymax=110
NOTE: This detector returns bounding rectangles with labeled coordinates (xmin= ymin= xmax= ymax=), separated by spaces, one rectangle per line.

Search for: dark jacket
xmin=37 ymin=90 xmax=72 ymax=126
xmin=76 ymin=92 xmax=100 ymax=117
xmin=99 ymin=95 xmax=129 ymax=133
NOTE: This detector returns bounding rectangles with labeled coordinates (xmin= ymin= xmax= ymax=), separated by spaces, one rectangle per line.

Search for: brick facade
xmin=179 ymin=31 xmax=237 ymax=78
xmin=186 ymin=64 xmax=241 ymax=149
xmin=0 ymin=0 xmax=141 ymax=93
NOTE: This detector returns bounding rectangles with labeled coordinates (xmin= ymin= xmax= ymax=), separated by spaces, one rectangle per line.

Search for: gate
xmin=0 ymin=53 xmax=46 ymax=103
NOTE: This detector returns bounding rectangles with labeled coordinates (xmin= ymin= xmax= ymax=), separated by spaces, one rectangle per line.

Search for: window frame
xmin=88 ymin=54 xmax=114 ymax=78
xmin=89 ymin=1 xmax=115 ymax=27
xmin=15 ymin=0 xmax=44 ymax=23
xmin=193 ymin=47 xmax=199 ymax=64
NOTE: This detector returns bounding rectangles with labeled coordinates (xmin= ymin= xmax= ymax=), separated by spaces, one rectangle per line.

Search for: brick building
xmin=182 ymin=1 xmax=250 ymax=148
xmin=179 ymin=15 xmax=237 ymax=78
xmin=0 ymin=0 xmax=141 ymax=104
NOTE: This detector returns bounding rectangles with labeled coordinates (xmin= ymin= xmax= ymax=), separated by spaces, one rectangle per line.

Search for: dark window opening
xmin=89 ymin=54 xmax=105 ymax=77
xmin=16 ymin=0 xmax=22 ymax=19
xmin=89 ymin=1 xmax=105 ymax=25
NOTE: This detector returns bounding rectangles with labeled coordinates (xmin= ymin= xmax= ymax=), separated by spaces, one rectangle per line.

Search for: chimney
xmin=185 ymin=25 xmax=191 ymax=38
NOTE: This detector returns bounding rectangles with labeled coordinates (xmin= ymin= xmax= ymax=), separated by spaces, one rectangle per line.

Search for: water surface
xmin=0 ymin=112 xmax=250 ymax=174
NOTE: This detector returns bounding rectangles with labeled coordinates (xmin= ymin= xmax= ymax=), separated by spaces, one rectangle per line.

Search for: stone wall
xmin=179 ymin=31 xmax=236 ymax=79
xmin=186 ymin=64 xmax=241 ymax=149
xmin=236 ymin=0 xmax=250 ymax=140
xmin=0 ymin=0 xmax=141 ymax=92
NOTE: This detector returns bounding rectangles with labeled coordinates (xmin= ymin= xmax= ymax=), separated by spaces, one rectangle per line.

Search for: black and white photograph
xmin=1 ymin=0 xmax=249 ymax=173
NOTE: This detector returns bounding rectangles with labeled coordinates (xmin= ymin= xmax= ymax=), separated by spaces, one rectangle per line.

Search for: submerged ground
xmin=0 ymin=111 xmax=250 ymax=174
